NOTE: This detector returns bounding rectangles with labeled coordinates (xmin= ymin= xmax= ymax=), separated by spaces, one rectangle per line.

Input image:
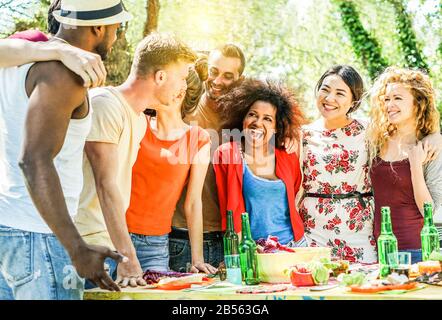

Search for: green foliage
xmin=388 ymin=0 xmax=429 ymax=72
xmin=104 ymin=29 xmax=133 ymax=86
xmin=153 ymin=0 xmax=370 ymax=119
xmin=2 ymin=0 xmax=440 ymax=124
xmin=0 ymin=0 xmax=40 ymax=36
xmin=335 ymin=0 xmax=389 ymax=79
xmin=8 ymin=0 xmax=48 ymax=35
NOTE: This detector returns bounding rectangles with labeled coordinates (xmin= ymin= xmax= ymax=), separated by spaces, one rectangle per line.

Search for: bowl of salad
xmin=256 ymin=236 xmax=331 ymax=283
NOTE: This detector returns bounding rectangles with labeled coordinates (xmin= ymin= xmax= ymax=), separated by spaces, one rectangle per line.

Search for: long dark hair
xmin=48 ymin=0 xmax=61 ymax=35
xmin=181 ymin=55 xmax=207 ymax=117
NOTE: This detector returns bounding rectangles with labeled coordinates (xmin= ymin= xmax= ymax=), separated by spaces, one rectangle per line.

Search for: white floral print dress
xmin=299 ymin=119 xmax=377 ymax=263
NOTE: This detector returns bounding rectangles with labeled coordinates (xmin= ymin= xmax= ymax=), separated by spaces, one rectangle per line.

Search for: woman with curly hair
xmin=368 ymin=67 xmax=442 ymax=263
xmin=213 ymin=79 xmax=307 ymax=246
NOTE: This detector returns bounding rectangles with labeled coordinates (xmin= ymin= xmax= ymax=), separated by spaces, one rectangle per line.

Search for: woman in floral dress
xmin=299 ymin=65 xmax=377 ymax=263
xmin=299 ymin=65 xmax=442 ymax=264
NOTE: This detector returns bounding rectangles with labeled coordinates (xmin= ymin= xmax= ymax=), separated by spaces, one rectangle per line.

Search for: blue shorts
xmin=0 ymin=224 xmax=84 ymax=300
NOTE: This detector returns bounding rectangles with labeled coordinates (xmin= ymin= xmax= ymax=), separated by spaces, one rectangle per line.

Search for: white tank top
xmin=0 ymin=63 xmax=92 ymax=233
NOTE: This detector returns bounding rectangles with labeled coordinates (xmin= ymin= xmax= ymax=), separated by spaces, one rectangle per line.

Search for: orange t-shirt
xmin=126 ymin=117 xmax=210 ymax=235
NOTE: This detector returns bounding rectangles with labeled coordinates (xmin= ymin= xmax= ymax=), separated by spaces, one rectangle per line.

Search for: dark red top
xmin=371 ymin=158 xmax=423 ymax=250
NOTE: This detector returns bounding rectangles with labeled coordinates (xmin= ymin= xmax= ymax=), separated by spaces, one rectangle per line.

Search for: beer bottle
xmin=223 ymin=210 xmax=242 ymax=285
xmin=239 ymin=212 xmax=259 ymax=285
xmin=377 ymin=207 xmax=398 ymax=278
xmin=421 ymin=202 xmax=440 ymax=261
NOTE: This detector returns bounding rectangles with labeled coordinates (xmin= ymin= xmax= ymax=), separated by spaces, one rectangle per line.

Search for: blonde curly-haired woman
xmin=368 ymin=67 xmax=442 ymax=263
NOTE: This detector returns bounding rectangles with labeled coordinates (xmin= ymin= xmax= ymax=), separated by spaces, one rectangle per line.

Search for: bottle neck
xmin=226 ymin=213 xmax=234 ymax=232
xmin=381 ymin=222 xmax=393 ymax=235
xmin=424 ymin=216 xmax=434 ymax=226
xmin=241 ymin=216 xmax=252 ymax=240
xmin=424 ymin=207 xmax=434 ymax=226
xmin=380 ymin=210 xmax=393 ymax=235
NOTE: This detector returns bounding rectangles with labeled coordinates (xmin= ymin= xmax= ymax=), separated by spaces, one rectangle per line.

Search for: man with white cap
xmin=0 ymin=0 xmax=131 ymax=300
xmin=1 ymin=0 xmax=107 ymax=89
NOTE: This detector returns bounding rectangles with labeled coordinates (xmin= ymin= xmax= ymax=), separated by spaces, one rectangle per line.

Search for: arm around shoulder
xmin=424 ymin=152 xmax=442 ymax=214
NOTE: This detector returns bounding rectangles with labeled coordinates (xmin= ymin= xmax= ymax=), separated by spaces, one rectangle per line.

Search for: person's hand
xmin=407 ymin=141 xmax=429 ymax=167
xmin=71 ymin=244 xmax=127 ymax=292
xmin=189 ymin=261 xmax=218 ymax=274
xmin=115 ymin=257 xmax=147 ymax=288
xmin=424 ymin=143 xmax=437 ymax=164
xmin=282 ymin=137 xmax=299 ymax=155
xmin=56 ymin=43 xmax=107 ymax=88
xmin=421 ymin=133 xmax=442 ymax=163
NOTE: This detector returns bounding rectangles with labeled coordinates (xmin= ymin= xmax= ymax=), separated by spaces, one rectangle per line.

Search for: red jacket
xmin=213 ymin=141 xmax=304 ymax=241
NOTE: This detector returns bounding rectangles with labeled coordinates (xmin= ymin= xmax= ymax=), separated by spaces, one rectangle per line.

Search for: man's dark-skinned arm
xmin=19 ymin=61 xmax=123 ymax=291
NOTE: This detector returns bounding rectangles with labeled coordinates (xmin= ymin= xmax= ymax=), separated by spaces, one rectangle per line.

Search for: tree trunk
xmin=144 ymin=0 xmax=160 ymax=36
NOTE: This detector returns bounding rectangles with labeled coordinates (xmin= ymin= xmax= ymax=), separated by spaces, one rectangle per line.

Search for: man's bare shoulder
xmin=28 ymin=60 xmax=85 ymax=95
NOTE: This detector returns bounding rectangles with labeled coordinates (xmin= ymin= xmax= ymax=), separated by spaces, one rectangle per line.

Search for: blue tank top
xmin=242 ymin=161 xmax=293 ymax=244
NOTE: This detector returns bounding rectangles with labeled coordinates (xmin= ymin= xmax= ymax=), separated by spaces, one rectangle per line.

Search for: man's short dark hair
xmin=214 ymin=43 xmax=246 ymax=76
xmin=47 ymin=0 xmax=61 ymax=35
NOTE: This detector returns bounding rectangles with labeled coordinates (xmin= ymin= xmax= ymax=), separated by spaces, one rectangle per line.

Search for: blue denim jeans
xmin=130 ymin=233 xmax=169 ymax=272
xmin=0 ymin=224 xmax=84 ymax=300
xmin=169 ymin=234 xmax=224 ymax=273
xmin=0 ymin=271 xmax=13 ymax=300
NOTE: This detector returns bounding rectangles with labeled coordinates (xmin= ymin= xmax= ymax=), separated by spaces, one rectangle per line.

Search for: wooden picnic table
xmin=84 ymin=282 xmax=442 ymax=300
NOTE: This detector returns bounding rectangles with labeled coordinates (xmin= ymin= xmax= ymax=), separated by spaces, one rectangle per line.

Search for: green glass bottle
xmin=239 ymin=212 xmax=260 ymax=285
xmin=377 ymin=207 xmax=398 ymax=278
xmin=223 ymin=210 xmax=242 ymax=285
xmin=421 ymin=202 xmax=440 ymax=261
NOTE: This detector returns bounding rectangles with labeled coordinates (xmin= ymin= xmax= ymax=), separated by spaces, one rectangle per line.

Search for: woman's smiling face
xmin=243 ymin=100 xmax=277 ymax=149
xmin=316 ymin=74 xmax=354 ymax=121
xmin=383 ymin=83 xmax=415 ymax=126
